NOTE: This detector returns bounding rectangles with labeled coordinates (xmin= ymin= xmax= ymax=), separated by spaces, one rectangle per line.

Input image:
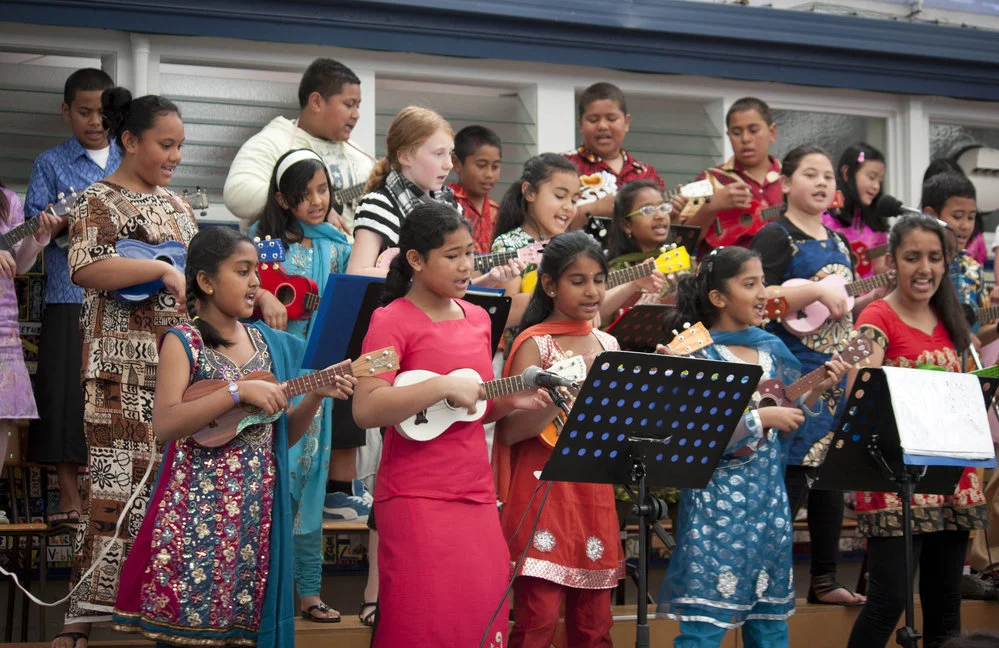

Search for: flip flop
xmin=359 ymin=601 xmax=378 ymax=627
xmin=301 ymin=603 xmax=341 ymax=623
xmin=52 ymin=632 xmax=88 ymax=648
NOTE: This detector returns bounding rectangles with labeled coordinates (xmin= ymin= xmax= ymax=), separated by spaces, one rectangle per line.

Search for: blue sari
xmin=659 ymin=327 xmax=801 ymax=630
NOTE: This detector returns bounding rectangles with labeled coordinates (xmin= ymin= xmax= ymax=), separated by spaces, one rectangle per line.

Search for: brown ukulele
xmin=755 ymin=332 xmax=874 ymax=408
xmin=186 ymin=347 xmax=398 ymax=447
xmin=538 ymin=322 xmax=713 ymax=448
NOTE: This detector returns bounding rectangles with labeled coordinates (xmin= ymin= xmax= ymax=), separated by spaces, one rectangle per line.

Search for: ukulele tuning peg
xmin=253 ymin=236 xmax=261 ymax=243
xmin=264 ymin=235 xmax=272 ymax=241
xmin=682 ymin=322 xmax=691 ymax=329
xmin=672 ymin=329 xmax=679 ymax=337
xmin=368 ymin=367 xmax=375 ymax=374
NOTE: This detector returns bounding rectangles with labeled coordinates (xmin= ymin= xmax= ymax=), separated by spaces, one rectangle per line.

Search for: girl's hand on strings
xmin=758 ymin=406 xmax=804 ymax=434
xmin=0 ymin=251 xmax=15 ymax=279
xmin=238 ymin=380 xmax=288 ymax=415
xmin=441 ymin=375 xmax=484 ymax=415
xmin=476 ymin=259 xmax=526 ymax=288
xmin=816 ymin=354 xmax=852 ymax=392
xmin=315 ymin=373 xmax=357 ymax=401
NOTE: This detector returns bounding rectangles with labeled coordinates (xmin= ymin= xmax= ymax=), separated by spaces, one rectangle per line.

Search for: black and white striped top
xmin=353 ymin=187 xmax=405 ymax=249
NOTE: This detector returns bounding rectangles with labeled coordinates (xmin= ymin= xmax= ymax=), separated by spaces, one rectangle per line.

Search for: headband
xmin=276 ymin=149 xmax=326 ymax=187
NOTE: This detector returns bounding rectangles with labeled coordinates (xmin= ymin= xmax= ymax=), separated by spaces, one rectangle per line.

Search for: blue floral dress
xmin=659 ymin=343 xmax=797 ymax=629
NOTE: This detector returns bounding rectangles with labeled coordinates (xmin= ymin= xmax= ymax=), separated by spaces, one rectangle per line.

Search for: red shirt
xmin=563 ymin=146 xmax=664 ymax=206
xmin=696 ymin=155 xmax=784 ymax=208
xmin=361 ymin=297 xmax=498 ymax=505
xmin=449 ymin=182 xmax=498 ymax=254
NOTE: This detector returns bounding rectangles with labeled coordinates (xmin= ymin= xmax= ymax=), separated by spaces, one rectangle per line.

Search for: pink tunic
xmin=361 ymin=297 xmax=508 ymax=648
xmin=823 ymin=209 xmax=888 ymax=279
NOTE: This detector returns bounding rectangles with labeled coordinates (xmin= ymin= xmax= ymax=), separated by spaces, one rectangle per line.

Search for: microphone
xmin=874 ymin=194 xmax=922 ymax=219
xmin=522 ymin=366 xmax=579 ymax=390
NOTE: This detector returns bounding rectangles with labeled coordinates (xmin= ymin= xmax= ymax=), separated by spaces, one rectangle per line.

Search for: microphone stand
xmin=547 ymin=386 xmax=571 ymax=416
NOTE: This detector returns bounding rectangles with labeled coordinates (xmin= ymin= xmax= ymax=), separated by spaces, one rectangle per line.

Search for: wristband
xmin=227 ymin=381 xmax=240 ymax=405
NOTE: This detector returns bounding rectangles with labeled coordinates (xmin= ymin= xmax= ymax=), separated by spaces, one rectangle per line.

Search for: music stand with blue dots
xmin=540 ymin=351 xmax=761 ymax=648
xmin=811 ymin=367 xmax=999 ymax=648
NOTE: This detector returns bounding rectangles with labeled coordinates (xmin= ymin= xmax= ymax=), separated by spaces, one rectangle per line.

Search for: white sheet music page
xmin=883 ymin=367 xmax=995 ymax=461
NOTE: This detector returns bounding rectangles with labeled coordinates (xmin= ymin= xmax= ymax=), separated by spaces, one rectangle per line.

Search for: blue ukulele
xmin=113 ymin=239 xmax=188 ymax=303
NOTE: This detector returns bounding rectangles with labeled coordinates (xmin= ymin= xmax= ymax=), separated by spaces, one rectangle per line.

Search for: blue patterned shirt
xmin=25 ymin=137 xmax=121 ymax=304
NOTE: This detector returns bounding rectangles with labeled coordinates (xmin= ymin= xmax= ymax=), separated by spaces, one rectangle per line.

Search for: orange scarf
xmin=492 ymin=319 xmax=593 ymax=503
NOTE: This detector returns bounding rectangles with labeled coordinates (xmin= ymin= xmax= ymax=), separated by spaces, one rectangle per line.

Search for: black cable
xmin=477 ymin=480 xmax=553 ymax=648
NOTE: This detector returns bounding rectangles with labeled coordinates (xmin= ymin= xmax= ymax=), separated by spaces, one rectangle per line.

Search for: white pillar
xmin=349 ymin=64 xmax=377 ymax=157
xmin=130 ymin=34 xmax=150 ymax=96
xmin=903 ymin=98 xmax=931 ymax=206
xmin=522 ymin=82 xmax=576 ymax=155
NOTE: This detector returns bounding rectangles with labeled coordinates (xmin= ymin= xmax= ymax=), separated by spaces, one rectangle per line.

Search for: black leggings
xmin=847 ymin=530 xmax=968 ymax=648
xmin=785 ymin=465 xmax=844 ymax=580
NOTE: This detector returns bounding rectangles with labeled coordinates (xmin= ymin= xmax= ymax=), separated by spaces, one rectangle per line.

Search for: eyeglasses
xmin=625 ymin=204 xmax=672 ymax=218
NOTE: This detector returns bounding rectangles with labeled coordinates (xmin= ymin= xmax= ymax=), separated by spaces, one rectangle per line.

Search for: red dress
xmin=854 ymin=299 xmax=988 ymax=537
xmin=361 ymin=297 xmax=509 ymax=648
xmin=501 ymin=331 xmax=625 ymax=588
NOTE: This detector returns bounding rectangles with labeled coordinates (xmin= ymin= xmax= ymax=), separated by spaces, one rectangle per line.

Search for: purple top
xmin=822 ymin=209 xmax=888 ymax=279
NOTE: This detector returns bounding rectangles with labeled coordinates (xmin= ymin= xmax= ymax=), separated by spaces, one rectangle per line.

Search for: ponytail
xmin=520 ymin=231 xmax=606 ymax=331
xmin=382 ymin=250 xmax=413 ymax=304
xmin=381 ymin=202 xmax=470 ymax=305
xmin=493 ymin=153 xmax=578 ymax=240
xmin=364 ymin=157 xmax=391 ymax=193
xmin=364 ymin=106 xmax=454 ymax=193
xmin=663 ymin=247 xmax=760 ymax=334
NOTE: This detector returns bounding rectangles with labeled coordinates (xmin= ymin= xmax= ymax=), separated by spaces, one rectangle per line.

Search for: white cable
xmin=0 ymin=442 xmax=158 ymax=607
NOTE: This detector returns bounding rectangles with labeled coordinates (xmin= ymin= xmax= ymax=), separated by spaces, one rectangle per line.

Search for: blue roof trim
xmin=4 ymin=0 xmax=999 ymax=101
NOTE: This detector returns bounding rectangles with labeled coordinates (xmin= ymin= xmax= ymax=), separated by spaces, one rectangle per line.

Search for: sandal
xmin=301 ymin=602 xmax=341 ymax=623
xmin=359 ymin=601 xmax=378 ymax=627
xmin=47 ymin=510 xmax=81 ymax=527
xmin=52 ymin=632 xmax=88 ymax=648
xmin=807 ymin=574 xmax=865 ymax=606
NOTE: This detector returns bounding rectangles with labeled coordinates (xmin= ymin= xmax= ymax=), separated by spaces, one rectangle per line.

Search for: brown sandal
xmin=301 ymin=603 xmax=341 ymax=623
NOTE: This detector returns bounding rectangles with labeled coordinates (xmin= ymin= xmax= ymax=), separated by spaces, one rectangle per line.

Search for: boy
xmin=922 ymin=172 xmax=997 ymax=346
xmin=223 ymin=57 xmax=374 ymax=232
xmin=683 ymin=96 xmax=783 ymax=249
xmin=564 ymin=82 xmax=664 ymax=227
xmin=25 ymin=67 xmax=118 ymax=528
xmin=448 ymin=125 xmax=502 ymax=253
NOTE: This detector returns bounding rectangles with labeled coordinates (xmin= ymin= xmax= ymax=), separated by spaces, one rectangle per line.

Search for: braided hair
xmin=383 ymin=202 xmax=471 ymax=304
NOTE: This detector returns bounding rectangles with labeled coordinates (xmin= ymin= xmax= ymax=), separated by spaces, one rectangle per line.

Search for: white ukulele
xmin=393 ymin=356 xmax=587 ymax=442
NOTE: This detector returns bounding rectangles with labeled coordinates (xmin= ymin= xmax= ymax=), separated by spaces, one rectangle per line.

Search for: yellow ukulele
xmin=538 ymin=322 xmax=713 ymax=448
xmin=521 ymin=244 xmax=692 ymax=294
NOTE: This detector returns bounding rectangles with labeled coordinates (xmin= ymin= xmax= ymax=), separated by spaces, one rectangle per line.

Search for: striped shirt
xmin=353 ymin=187 xmax=404 ymax=250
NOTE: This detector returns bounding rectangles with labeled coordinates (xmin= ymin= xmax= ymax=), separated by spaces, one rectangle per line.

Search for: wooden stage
xmin=3 ymin=600 xmax=996 ymax=648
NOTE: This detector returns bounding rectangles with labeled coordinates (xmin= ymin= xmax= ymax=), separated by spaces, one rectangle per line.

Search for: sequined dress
xmin=501 ymin=331 xmax=625 ymax=589
xmin=658 ymin=344 xmax=796 ymax=629
xmin=113 ymin=322 xmax=276 ymax=646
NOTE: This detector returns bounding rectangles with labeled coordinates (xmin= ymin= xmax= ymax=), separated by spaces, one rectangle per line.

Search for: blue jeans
xmin=676 ymin=619 xmax=789 ymax=648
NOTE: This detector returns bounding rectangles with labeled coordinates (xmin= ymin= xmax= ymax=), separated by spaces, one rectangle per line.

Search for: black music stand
xmin=813 ymin=368 xmax=999 ymax=648
xmin=605 ymin=305 xmax=673 ymax=352
xmin=541 ymin=351 xmax=762 ymax=648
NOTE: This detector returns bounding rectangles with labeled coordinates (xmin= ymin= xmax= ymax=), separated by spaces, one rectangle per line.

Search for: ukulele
xmin=538 ymin=322 xmax=713 ymax=448
xmin=704 ymin=179 xmax=844 ymax=248
xmin=520 ymin=244 xmax=692 ymax=294
xmin=187 ymin=346 xmax=399 ymax=447
xmin=393 ymin=355 xmax=587 ymax=442
xmin=781 ymin=271 xmax=892 ymax=335
xmin=333 ymin=181 xmax=368 ymax=207
xmin=181 ymin=187 xmax=210 ymax=217
xmin=253 ymin=237 xmax=321 ymax=321
xmin=113 ymin=239 xmax=188 ymax=303
xmin=375 ymin=240 xmax=546 ymax=273
xmin=755 ymin=332 xmax=874 ymax=408
xmin=963 ymin=303 xmax=999 ymax=328
xmin=586 ymin=179 xmax=714 ymax=250
xmin=851 ymin=241 xmax=888 ymax=277
xmin=3 ymin=187 xmax=80 ymax=252
xmin=761 ymin=296 xmax=789 ymax=325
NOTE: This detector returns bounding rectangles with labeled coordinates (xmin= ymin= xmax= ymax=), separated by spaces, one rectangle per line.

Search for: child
xmin=252 ymin=148 xmax=353 ymax=622
xmin=351 ymin=202 xmax=545 ymax=647
xmin=0 ymin=183 xmax=58 ymax=479
xmin=492 ymin=154 xmax=662 ymax=328
xmin=848 ymin=213 xmax=987 ymax=648
xmin=53 ymin=87 xmax=199 ymax=648
xmin=564 ymin=82 xmax=664 ymax=226
xmin=921 ymin=172 xmax=998 ymax=347
xmin=224 ymin=57 xmax=373 ymax=231
xmin=683 ymin=97 xmax=783 ymax=249
xmin=823 ymin=143 xmax=888 ymax=279
xmin=749 ymin=145 xmax=881 ymax=607
xmin=449 ymin=125 xmax=502 ymax=253
xmin=657 ymin=246 xmax=848 ymax=647
xmin=607 ymin=179 xmax=682 ymax=306
xmin=112 ymin=227 xmax=356 ymax=647
xmin=25 ymin=68 xmax=119 ymax=526
xmin=923 ymin=159 xmax=987 ymax=265
xmin=494 ymin=231 xmax=625 ymax=647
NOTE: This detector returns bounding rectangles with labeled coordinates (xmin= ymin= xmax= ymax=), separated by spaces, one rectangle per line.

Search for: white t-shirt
xmin=85 ymin=145 xmax=111 ymax=170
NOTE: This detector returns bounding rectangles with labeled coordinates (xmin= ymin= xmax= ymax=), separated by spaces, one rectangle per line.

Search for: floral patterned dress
xmin=853 ymin=300 xmax=987 ymax=537
xmin=113 ymin=322 xmax=276 ymax=646
xmin=0 ymin=188 xmax=39 ymax=420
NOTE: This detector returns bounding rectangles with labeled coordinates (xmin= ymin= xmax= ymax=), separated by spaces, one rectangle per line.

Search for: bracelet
xmin=227 ymin=381 xmax=240 ymax=405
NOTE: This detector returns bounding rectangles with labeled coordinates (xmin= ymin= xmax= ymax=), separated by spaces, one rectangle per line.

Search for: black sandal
xmin=359 ymin=601 xmax=378 ymax=627
xmin=52 ymin=632 xmax=88 ymax=648
xmin=301 ymin=602 xmax=341 ymax=623
xmin=807 ymin=574 xmax=865 ymax=606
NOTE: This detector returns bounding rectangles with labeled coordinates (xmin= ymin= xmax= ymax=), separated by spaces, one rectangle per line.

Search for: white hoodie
xmin=223 ymin=116 xmax=374 ymax=229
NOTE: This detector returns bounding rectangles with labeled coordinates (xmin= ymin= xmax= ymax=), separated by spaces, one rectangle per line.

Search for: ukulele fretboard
xmin=607 ymin=262 xmax=656 ymax=290
xmin=482 ymin=375 xmax=528 ymax=399
xmin=845 ymin=272 xmax=892 ymax=297
xmin=303 ymin=292 xmax=321 ymax=313
xmin=473 ymin=249 xmax=519 ymax=273
xmin=334 ymin=183 xmax=367 ymax=205
xmin=0 ymin=217 xmax=41 ymax=251
xmin=284 ymin=360 xmax=352 ymax=398
xmin=977 ymin=305 xmax=999 ymax=325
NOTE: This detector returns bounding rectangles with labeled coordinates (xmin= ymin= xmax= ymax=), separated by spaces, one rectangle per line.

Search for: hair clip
xmin=192 ymin=315 xmax=201 ymax=322
xmin=858 ymin=151 xmax=866 ymax=164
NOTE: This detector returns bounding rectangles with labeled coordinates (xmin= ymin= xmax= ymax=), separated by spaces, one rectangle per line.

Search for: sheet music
xmin=883 ymin=367 xmax=995 ymax=461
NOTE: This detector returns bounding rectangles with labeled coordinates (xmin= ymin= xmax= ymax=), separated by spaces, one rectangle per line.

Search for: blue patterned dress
xmin=659 ymin=342 xmax=798 ymax=629
xmin=113 ymin=322 xmax=277 ymax=645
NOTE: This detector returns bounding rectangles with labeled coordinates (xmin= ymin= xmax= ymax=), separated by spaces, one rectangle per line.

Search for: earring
xmin=208 ymin=289 xmax=214 ymax=295
xmin=549 ymin=292 xmax=556 ymax=297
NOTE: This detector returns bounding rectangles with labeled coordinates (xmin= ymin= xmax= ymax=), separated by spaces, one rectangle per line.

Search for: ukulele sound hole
xmin=154 ymin=255 xmax=176 ymax=265
xmin=276 ymin=285 xmax=295 ymax=305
